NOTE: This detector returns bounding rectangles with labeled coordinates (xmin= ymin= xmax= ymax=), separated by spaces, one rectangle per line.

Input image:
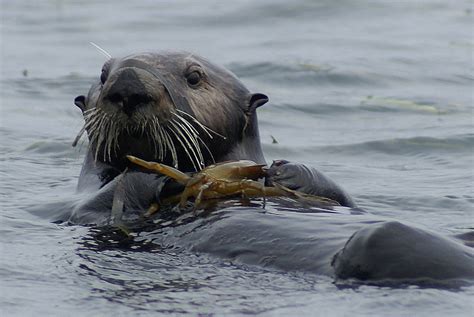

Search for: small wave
xmin=23 ymin=139 xmax=86 ymax=158
xmin=228 ymin=61 xmax=388 ymax=87
xmin=273 ymin=102 xmax=360 ymax=116
xmin=1 ymin=74 xmax=94 ymax=99
xmin=307 ymin=134 xmax=474 ymax=156
xmin=269 ymin=97 xmax=465 ymax=117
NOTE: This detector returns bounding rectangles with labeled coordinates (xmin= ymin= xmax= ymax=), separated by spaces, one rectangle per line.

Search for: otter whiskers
xmin=176 ymin=109 xmax=226 ymax=140
xmin=77 ymin=107 xmax=223 ymax=171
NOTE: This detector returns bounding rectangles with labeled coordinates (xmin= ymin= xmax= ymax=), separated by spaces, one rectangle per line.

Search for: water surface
xmin=1 ymin=1 xmax=473 ymax=316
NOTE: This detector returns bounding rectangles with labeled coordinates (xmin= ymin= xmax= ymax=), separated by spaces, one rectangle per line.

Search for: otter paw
xmin=264 ymin=160 xmax=303 ymax=191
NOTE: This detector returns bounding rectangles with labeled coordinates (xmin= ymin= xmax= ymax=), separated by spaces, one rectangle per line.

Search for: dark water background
xmin=1 ymin=0 xmax=473 ymax=316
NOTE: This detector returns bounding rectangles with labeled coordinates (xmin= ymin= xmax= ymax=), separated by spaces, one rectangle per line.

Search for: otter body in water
xmin=69 ymin=51 xmax=473 ymax=283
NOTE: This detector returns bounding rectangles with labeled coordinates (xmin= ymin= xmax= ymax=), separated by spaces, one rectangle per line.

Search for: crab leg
xmin=233 ymin=164 xmax=267 ymax=179
xmin=192 ymin=183 xmax=212 ymax=209
xmin=127 ymin=155 xmax=190 ymax=185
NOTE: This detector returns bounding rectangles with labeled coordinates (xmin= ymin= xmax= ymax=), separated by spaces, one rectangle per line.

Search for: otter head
xmin=74 ymin=51 xmax=268 ymax=172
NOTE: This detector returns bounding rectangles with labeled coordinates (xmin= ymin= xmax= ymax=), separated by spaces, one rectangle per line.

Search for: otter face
xmin=74 ymin=52 xmax=268 ymax=172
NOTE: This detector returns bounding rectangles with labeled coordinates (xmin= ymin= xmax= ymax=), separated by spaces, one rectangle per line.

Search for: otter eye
xmin=100 ymin=68 xmax=108 ymax=84
xmin=100 ymin=59 xmax=114 ymax=85
xmin=186 ymin=71 xmax=201 ymax=87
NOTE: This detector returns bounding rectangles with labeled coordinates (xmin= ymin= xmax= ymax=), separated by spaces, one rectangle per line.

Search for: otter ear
xmin=74 ymin=95 xmax=86 ymax=113
xmin=248 ymin=93 xmax=269 ymax=113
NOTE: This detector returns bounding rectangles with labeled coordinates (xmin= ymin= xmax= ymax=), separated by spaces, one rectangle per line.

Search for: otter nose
xmin=105 ymin=68 xmax=152 ymax=116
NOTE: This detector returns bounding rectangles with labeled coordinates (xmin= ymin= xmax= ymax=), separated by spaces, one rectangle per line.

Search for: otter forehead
xmin=107 ymin=51 xmax=249 ymax=95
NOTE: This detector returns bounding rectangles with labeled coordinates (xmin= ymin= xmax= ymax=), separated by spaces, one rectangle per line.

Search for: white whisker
xmin=155 ymin=118 xmax=166 ymax=161
xmin=72 ymin=125 xmax=85 ymax=147
xmin=163 ymin=129 xmax=178 ymax=168
xmin=176 ymin=109 xmax=226 ymax=140
xmin=171 ymin=119 xmax=204 ymax=169
xmin=169 ymin=123 xmax=199 ymax=171
xmin=147 ymin=119 xmax=158 ymax=160
xmin=173 ymin=112 xmax=216 ymax=165
xmin=197 ymin=136 xmax=215 ymax=164
xmin=89 ymin=42 xmax=112 ymax=59
xmin=171 ymin=118 xmax=204 ymax=169
xmin=173 ymin=112 xmax=200 ymax=137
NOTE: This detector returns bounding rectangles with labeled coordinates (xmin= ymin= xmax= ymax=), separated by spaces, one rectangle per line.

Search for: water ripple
xmin=308 ymin=134 xmax=474 ymax=156
xmin=230 ymin=61 xmax=389 ymax=87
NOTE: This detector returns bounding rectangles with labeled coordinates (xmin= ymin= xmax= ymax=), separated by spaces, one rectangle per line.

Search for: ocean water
xmin=1 ymin=0 xmax=473 ymax=316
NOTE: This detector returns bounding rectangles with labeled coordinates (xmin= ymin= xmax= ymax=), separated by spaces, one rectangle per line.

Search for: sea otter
xmin=69 ymin=51 xmax=474 ymax=283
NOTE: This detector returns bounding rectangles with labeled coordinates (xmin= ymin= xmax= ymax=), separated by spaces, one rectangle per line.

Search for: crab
xmin=126 ymin=155 xmax=339 ymax=214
